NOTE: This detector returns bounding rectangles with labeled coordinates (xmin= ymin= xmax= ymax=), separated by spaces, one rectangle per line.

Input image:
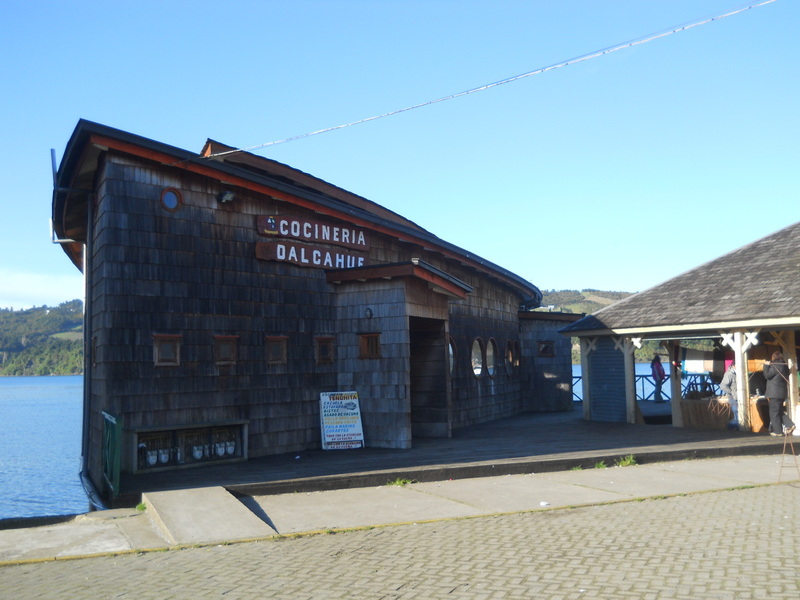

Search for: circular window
xmin=487 ymin=338 xmax=498 ymax=377
xmin=505 ymin=340 xmax=514 ymax=376
xmin=471 ymin=338 xmax=484 ymax=377
xmin=160 ymin=188 xmax=182 ymax=212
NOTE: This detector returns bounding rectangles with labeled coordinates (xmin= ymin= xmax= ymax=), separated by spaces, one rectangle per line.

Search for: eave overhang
xmin=561 ymin=316 xmax=800 ymax=339
xmin=326 ymin=258 xmax=473 ymax=300
xmin=520 ymin=311 xmax=583 ymax=323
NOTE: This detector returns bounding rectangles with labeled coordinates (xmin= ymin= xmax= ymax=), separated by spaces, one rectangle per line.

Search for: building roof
xmin=561 ymin=220 xmax=800 ymax=337
xmin=52 ymin=120 xmax=541 ymax=305
xmin=200 ymin=139 xmax=426 ymax=234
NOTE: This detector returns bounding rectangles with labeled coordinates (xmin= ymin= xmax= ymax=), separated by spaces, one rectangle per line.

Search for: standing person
xmin=763 ymin=350 xmax=796 ymax=436
xmin=720 ymin=363 xmax=737 ymax=400
xmin=651 ymin=354 xmax=667 ymax=403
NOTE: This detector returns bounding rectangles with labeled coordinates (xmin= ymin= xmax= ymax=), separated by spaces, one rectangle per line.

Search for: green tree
xmin=0 ymin=301 xmax=84 ymax=376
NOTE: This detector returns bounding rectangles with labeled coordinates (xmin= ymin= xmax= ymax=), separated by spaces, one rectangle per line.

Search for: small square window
xmin=359 ymin=333 xmax=381 ymax=359
xmin=316 ymin=337 xmax=335 ymax=365
xmin=266 ymin=336 xmax=288 ymax=365
xmin=537 ymin=341 xmax=555 ymax=358
xmin=214 ymin=335 xmax=239 ymax=366
xmin=153 ymin=334 xmax=182 ymax=366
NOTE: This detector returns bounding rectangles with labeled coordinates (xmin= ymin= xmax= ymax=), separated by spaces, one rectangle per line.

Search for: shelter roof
xmin=561 ymin=221 xmax=800 ymax=337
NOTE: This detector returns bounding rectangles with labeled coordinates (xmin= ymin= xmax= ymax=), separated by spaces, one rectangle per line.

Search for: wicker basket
xmin=680 ymin=396 xmax=732 ymax=430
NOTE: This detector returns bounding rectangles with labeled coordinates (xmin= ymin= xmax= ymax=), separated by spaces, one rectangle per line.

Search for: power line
xmin=207 ymin=0 xmax=778 ymax=159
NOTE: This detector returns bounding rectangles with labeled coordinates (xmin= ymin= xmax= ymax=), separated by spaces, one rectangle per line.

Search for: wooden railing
xmin=572 ymin=373 xmax=720 ymax=403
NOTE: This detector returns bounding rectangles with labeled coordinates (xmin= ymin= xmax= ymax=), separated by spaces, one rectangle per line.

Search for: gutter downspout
xmin=579 ymin=338 xmax=594 ymax=421
xmin=51 ymin=148 xmax=105 ymax=510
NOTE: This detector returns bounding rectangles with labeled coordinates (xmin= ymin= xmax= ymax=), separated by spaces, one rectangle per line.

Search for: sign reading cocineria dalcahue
xmin=255 ymin=214 xmax=368 ymax=269
xmin=255 ymin=241 xmax=366 ymax=268
xmin=257 ymin=215 xmax=370 ymax=250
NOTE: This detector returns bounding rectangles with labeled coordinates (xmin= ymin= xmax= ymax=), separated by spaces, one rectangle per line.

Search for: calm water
xmin=0 ymin=367 xmax=663 ymax=519
xmin=572 ymin=363 xmax=664 ymax=401
xmin=0 ymin=376 xmax=87 ymax=520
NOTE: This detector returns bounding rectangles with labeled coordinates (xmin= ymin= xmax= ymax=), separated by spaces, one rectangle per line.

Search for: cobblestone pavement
xmin=2 ymin=484 xmax=798 ymax=599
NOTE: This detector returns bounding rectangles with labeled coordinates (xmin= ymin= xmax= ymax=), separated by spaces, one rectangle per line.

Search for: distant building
xmin=52 ymin=120 xmax=577 ymax=504
xmin=561 ymin=221 xmax=800 ymax=431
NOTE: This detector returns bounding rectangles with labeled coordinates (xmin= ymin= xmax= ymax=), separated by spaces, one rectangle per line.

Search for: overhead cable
xmin=206 ymin=0 xmax=778 ymax=159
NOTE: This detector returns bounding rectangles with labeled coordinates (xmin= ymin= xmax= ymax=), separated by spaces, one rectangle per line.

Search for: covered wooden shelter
xmin=561 ymin=221 xmax=800 ymax=431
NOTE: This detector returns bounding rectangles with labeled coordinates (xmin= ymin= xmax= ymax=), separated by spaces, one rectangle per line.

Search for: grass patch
xmin=615 ymin=454 xmax=637 ymax=467
xmin=135 ymin=502 xmax=146 ymax=511
xmin=387 ymin=477 xmax=416 ymax=486
xmin=570 ymin=465 xmax=584 ymax=471
xmin=51 ymin=331 xmax=83 ymax=341
xmin=593 ymin=460 xmax=608 ymax=469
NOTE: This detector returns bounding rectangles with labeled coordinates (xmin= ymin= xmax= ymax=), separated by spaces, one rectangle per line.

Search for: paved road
xmin=3 ymin=482 xmax=798 ymax=599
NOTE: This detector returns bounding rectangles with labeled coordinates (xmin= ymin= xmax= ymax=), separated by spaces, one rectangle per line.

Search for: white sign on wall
xmin=320 ymin=391 xmax=364 ymax=450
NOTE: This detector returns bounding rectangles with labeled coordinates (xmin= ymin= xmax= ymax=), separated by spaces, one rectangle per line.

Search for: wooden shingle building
xmin=561 ymin=221 xmax=800 ymax=431
xmin=52 ymin=120 xmax=575 ymax=502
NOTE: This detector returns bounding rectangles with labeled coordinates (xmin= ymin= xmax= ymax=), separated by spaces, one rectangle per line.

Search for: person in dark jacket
xmin=763 ymin=350 xmax=795 ymax=436
xmin=720 ymin=363 xmax=737 ymax=400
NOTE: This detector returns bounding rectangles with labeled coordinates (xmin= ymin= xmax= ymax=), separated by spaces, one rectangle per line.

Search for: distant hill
xmin=0 ymin=300 xmax=84 ymax=376
xmin=541 ymin=289 xmax=715 ymax=364
xmin=539 ymin=289 xmax=632 ymax=315
xmin=538 ymin=289 xmax=673 ymax=364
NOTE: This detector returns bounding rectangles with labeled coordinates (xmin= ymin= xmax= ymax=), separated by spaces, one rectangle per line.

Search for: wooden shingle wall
xmin=85 ymin=151 xmax=555 ymax=482
xmin=89 ymin=155 xmax=339 ymax=474
xmin=446 ymin=274 xmax=526 ymax=429
xmin=586 ymin=337 xmax=627 ymax=422
xmin=519 ymin=315 xmax=575 ymax=412
xmin=334 ymin=279 xmax=413 ymax=448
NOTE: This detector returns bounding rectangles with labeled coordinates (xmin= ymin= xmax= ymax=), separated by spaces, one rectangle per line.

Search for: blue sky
xmin=1 ymin=0 xmax=797 ymax=309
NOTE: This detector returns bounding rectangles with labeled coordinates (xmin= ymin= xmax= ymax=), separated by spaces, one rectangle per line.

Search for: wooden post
xmin=721 ymin=330 xmax=760 ymax=432
xmin=579 ymin=337 xmax=596 ymax=421
xmin=614 ymin=336 xmax=639 ymax=425
xmin=773 ymin=330 xmax=798 ymax=425
xmin=666 ymin=341 xmax=683 ymax=427
xmin=733 ymin=332 xmax=749 ymax=431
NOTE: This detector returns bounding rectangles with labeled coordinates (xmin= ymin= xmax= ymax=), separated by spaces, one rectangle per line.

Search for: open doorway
xmin=409 ymin=317 xmax=451 ymax=438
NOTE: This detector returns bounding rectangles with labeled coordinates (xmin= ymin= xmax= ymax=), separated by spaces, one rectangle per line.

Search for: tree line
xmin=0 ymin=300 xmax=83 ymax=376
xmin=539 ymin=289 xmax=715 ymax=364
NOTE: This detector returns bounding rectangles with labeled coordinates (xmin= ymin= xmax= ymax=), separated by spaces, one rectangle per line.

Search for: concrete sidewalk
xmin=114 ymin=406 xmax=789 ymax=505
xmin=2 ymin=453 xmax=798 ymax=564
